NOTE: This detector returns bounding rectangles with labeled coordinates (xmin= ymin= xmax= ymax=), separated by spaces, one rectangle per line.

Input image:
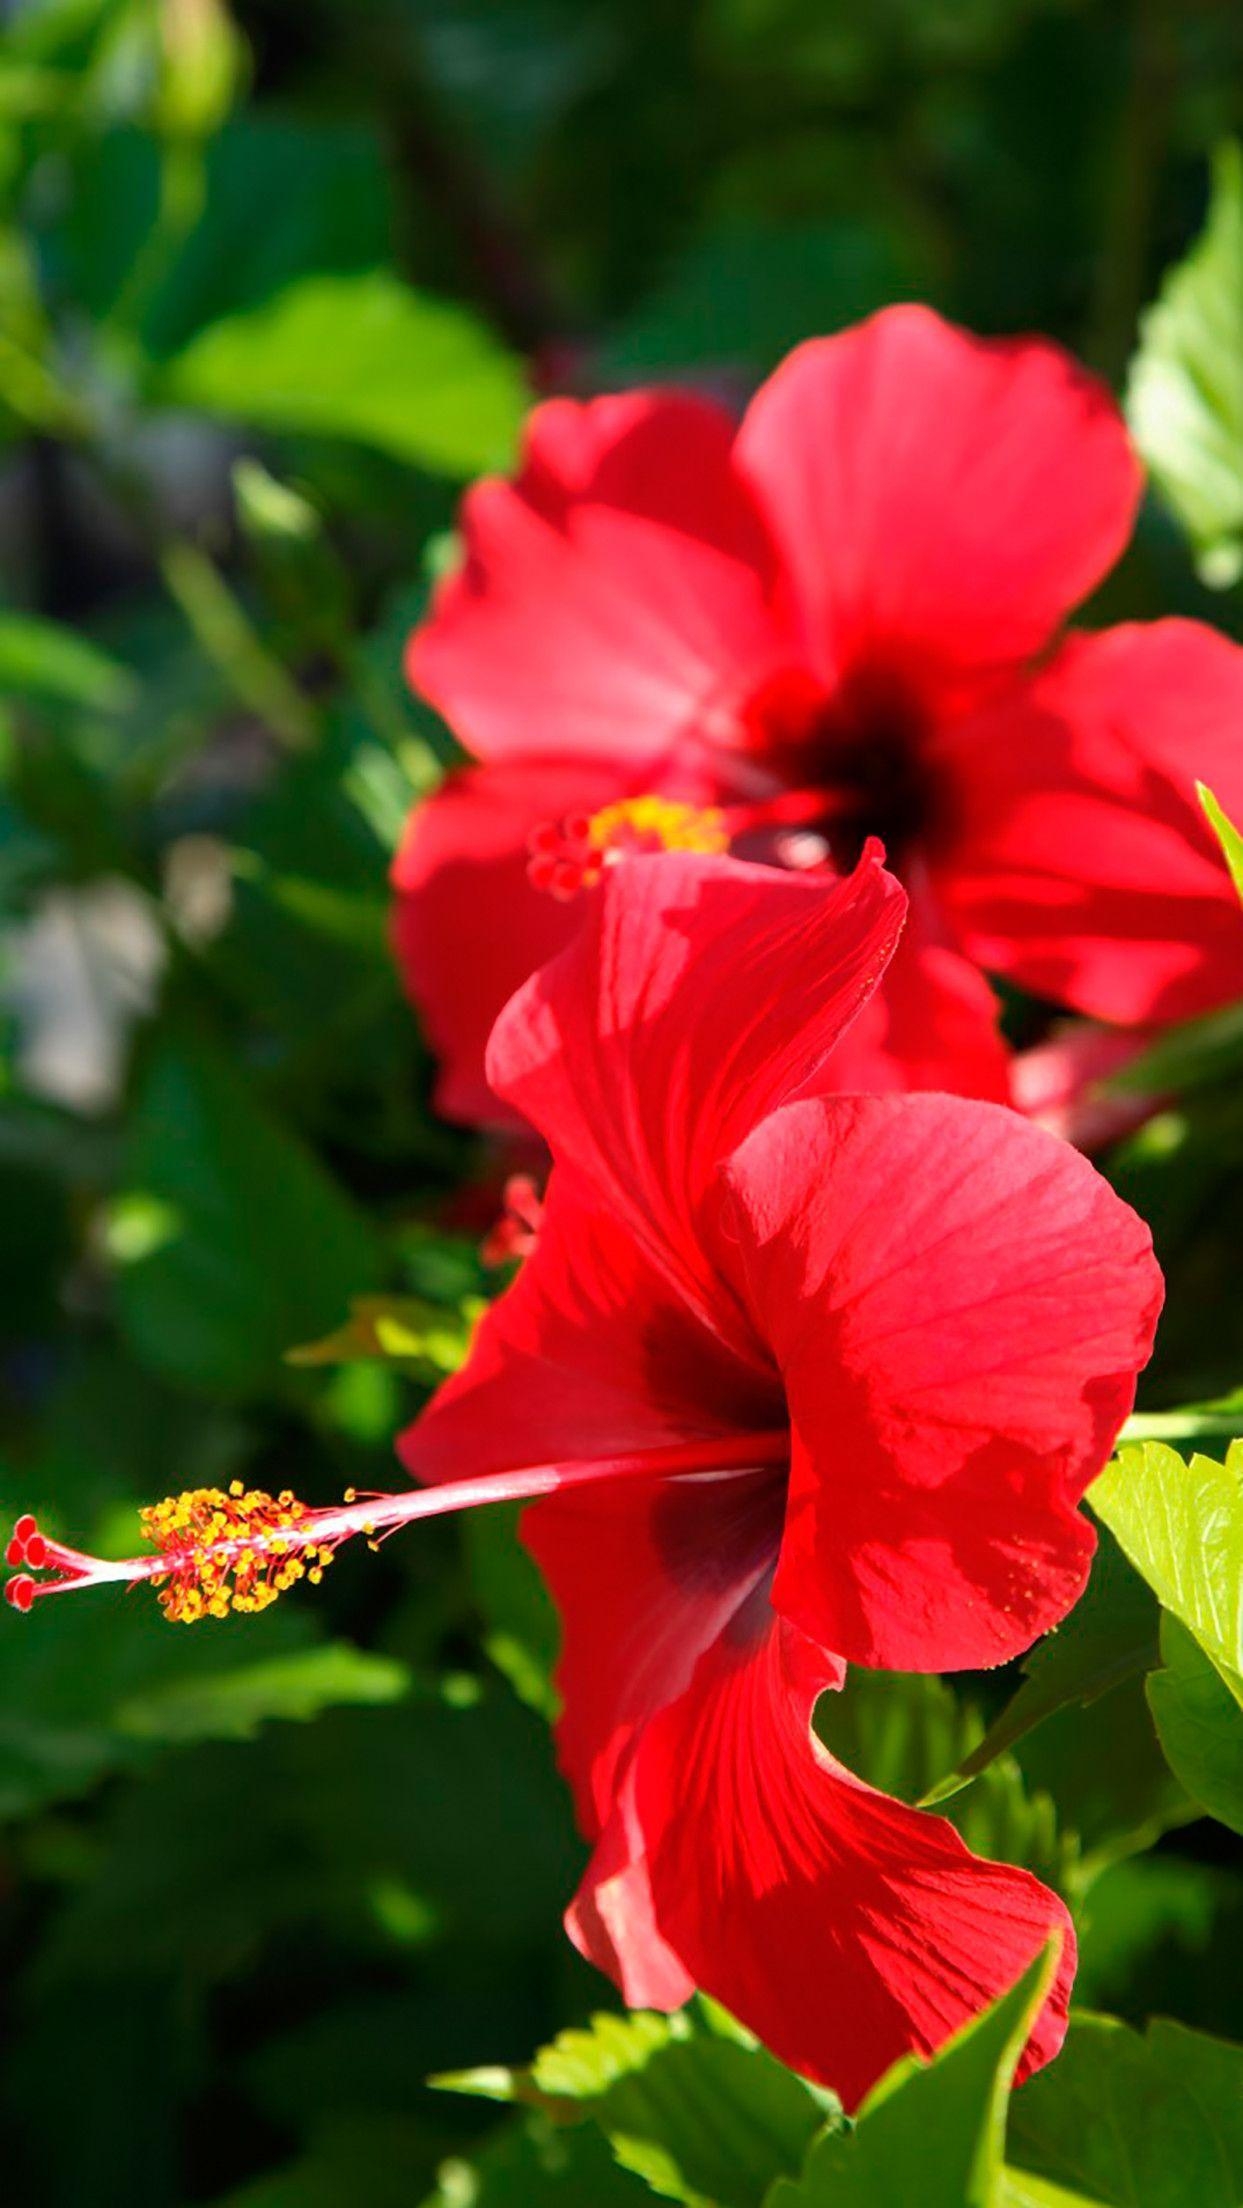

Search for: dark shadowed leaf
xmin=112 ymin=1034 xmax=377 ymax=1395
xmin=1147 ymin=1612 xmax=1243 ymax=1834
xmin=1005 ymin=2013 xmax=1243 ymax=2207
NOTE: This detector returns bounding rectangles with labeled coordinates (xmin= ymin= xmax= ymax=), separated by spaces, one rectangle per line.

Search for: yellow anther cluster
xmin=588 ymin=796 xmax=729 ymax=859
xmin=139 ymin=1481 xmax=329 ymax=1624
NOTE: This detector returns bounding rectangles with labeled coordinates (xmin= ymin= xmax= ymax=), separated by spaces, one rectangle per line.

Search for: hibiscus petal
xmin=939 ymin=621 xmax=1243 ymax=1024
xmin=629 ymin=1614 xmax=1074 ymax=2107
xmin=403 ymin=1169 xmax=787 ymax=1840
xmin=736 ymin=305 xmax=1140 ymax=713
xmin=721 ymin=1093 xmax=1162 ymax=1671
xmin=524 ymin=1461 xmax=785 ymax=1836
xmin=390 ymin=758 xmax=634 ymax=1126
xmin=401 ymin=1168 xmax=782 ymax=1487
xmin=407 ymin=391 xmax=793 ymax=766
xmin=1009 ymin=1020 xmax=1162 ymax=1153
xmin=487 ymin=848 xmax=905 ymax=1326
xmin=821 ymin=884 xmax=1011 ymax=1102
xmin=563 ymin=1767 xmax=695 ymax=2010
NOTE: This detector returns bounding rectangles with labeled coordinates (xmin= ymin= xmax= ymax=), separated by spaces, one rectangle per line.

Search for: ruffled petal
xmin=940 ymin=621 xmax=1243 ymax=1024
xmin=408 ymin=391 xmax=793 ymax=767
xmin=629 ymin=1612 xmax=1074 ymax=2107
xmin=563 ymin=1769 xmax=695 ymax=2010
xmin=486 ymin=848 xmax=905 ymax=1329
xmin=821 ymin=885 xmax=1011 ymax=1102
xmin=736 ymin=305 xmax=1140 ymax=714
xmin=720 ymin=1093 xmax=1162 ymax=1671
xmin=391 ymin=759 xmax=636 ymax=1126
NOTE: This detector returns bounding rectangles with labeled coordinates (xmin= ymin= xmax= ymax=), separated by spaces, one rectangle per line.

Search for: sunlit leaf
xmin=441 ymin=2006 xmax=829 ymax=2208
xmin=115 ymin=1641 xmax=410 ymax=1744
xmin=286 ymin=1293 xmax=482 ymax=1382
xmin=1091 ymin=1440 xmax=1243 ymax=1680
xmin=156 ymin=272 xmax=527 ymax=477
xmin=1199 ymin=781 xmax=1243 ymax=904
xmin=1127 ymin=141 xmax=1243 ymax=585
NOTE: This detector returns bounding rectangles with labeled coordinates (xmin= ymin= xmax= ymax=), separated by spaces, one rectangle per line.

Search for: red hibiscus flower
xmin=397 ymin=850 xmax=1162 ymax=2100
xmin=9 ymin=851 xmax=1161 ymax=2102
xmin=394 ymin=304 xmax=1243 ymax=1126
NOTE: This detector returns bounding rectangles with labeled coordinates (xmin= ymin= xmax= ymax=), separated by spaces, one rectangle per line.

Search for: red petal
xmin=941 ymin=622 xmax=1243 ymax=1024
xmin=629 ymin=1615 xmax=1074 ymax=2107
xmin=736 ymin=305 xmax=1139 ymax=714
xmin=390 ymin=758 xmax=634 ymax=1127
xmin=1009 ymin=1021 xmax=1162 ymax=1153
xmin=486 ymin=848 xmax=905 ymax=1326
xmin=563 ymin=1768 xmax=695 ymax=2010
xmin=821 ymin=888 xmax=1011 ymax=1102
xmin=524 ymin=1461 xmax=784 ymax=1838
xmin=722 ymin=1093 xmax=1162 ymax=1671
xmin=408 ymin=392 xmax=792 ymax=767
xmin=401 ymin=1171 xmax=782 ymax=1488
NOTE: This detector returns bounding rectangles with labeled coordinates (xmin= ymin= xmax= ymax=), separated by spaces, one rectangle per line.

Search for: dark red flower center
xmin=739 ymin=665 xmax=946 ymax=871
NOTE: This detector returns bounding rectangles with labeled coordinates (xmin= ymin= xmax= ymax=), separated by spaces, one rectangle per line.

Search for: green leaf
xmin=0 ymin=1576 xmax=373 ymax=1820
xmin=217 ymin=2110 xmax=655 ymax=2208
xmin=0 ymin=611 xmax=135 ymax=712
xmin=156 ymin=272 xmax=527 ymax=477
xmin=1074 ymin=1852 xmax=1243 ymax=2029
xmin=1147 ymin=1612 xmax=1243 ymax=1834
xmin=1090 ymin=1440 xmax=1243 ymax=1680
xmin=1005 ymin=2014 xmax=1243 ymax=2207
xmin=112 ymin=1034 xmax=377 ymax=1396
xmin=114 ymin=1641 xmax=410 ymax=1744
xmin=922 ymin=1529 xmax=1159 ymax=1804
xmin=768 ymin=1946 xmax=1057 ymax=2208
xmin=441 ymin=2008 xmax=829 ymax=2208
xmin=1120 ymin=1386 xmax=1243 ymax=1440
xmin=1127 ymin=141 xmax=1243 ymax=585
xmin=1107 ymin=1003 xmax=1243 ymax=1101
xmin=1011 ymin=1672 xmax=1194 ymax=1878
xmin=418 ymin=2117 xmax=660 ymax=2208
xmin=1199 ymin=781 xmax=1243 ymax=903
xmin=286 ymin=1293 xmax=482 ymax=1383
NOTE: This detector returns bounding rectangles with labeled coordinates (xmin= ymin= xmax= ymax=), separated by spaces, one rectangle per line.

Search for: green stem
xmin=106 ymin=141 xmax=207 ymax=340
xmin=159 ymin=540 xmax=316 ymax=751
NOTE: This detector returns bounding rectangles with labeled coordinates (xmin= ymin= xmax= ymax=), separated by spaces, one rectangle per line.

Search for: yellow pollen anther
xmin=527 ymin=796 xmax=729 ymax=899
xmin=139 ymin=1484 xmax=331 ymax=1625
xmin=586 ymin=796 xmax=728 ymax=861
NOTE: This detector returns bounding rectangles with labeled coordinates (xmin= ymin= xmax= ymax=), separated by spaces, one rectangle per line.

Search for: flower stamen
xmin=6 ymin=1431 xmax=789 ymax=1625
xmin=481 ymin=1173 xmax=545 ymax=1267
xmin=528 ymin=797 xmax=728 ymax=899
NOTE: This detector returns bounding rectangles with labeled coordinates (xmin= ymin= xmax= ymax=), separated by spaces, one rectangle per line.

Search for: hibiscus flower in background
xmin=400 ymin=848 xmax=1164 ymax=2103
xmin=393 ymin=303 xmax=1243 ymax=1129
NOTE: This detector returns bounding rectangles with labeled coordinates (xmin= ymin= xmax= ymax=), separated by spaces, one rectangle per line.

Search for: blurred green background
xmin=4 ymin=1 xmax=1243 ymax=2202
